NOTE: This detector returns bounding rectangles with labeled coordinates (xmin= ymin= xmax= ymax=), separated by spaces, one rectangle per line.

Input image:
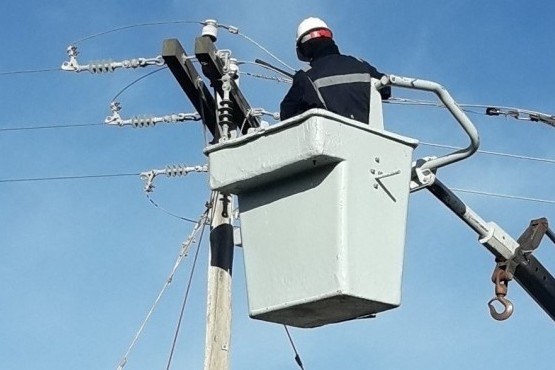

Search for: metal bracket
xmin=247 ymin=108 xmax=280 ymax=121
xmin=516 ymin=218 xmax=554 ymax=255
xmin=487 ymin=218 xmax=555 ymax=321
xmin=409 ymin=157 xmax=437 ymax=192
xmin=479 ymin=222 xmax=520 ymax=260
xmin=105 ymin=101 xmax=123 ymax=125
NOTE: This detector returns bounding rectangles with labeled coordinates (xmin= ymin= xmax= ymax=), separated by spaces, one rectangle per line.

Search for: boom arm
xmin=426 ymin=178 xmax=555 ymax=321
xmin=382 ymin=74 xmax=555 ymax=321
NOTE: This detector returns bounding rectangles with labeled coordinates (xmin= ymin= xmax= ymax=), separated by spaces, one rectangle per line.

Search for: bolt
xmin=373 ymin=184 xmax=379 ymax=189
xmin=375 ymin=157 xmax=380 ymax=163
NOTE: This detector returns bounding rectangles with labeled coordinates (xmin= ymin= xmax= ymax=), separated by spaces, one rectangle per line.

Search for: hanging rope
xmin=284 ymin=325 xmax=306 ymax=370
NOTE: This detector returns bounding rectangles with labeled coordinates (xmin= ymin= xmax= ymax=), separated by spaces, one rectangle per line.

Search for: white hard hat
xmin=296 ymin=17 xmax=333 ymax=45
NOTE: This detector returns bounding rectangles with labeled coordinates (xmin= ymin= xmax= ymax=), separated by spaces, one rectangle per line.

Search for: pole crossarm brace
xmin=194 ymin=36 xmax=261 ymax=133
xmin=162 ymin=38 xmax=218 ymax=137
xmin=426 ymin=178 xmax=555 ymax=321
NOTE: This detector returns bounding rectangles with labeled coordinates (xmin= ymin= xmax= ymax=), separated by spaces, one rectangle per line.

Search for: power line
xmin=1 ymin=172 xmax=552 ymax=205
xmin=0 ymin=173 xmax=138 ymax=184
xmin=451 ymin=188 xmax=555 ymax=205
xmin=71 ymin=20 xmax=203 ymax=44
xmin=111 ymin=66 xmax=168 ymax=102
xmin=3 ymin=119 xmax=553 ymax=167
xmin=420 ymin=142 xmax=555 ymax=165
xmin=2 ymin=21 xmax=295 ymax=78
xmin=146 ymin=193 xmax=198 ymax=223
xmin=0 ymin=68 xmax=61 ymax=76
xmin=234 ymin=31 xmax=295 ymax=72
xmin=385 ymin=98 xmax=555 ymax=128
xmin=0 ymin=123 xmax=104 ymax=132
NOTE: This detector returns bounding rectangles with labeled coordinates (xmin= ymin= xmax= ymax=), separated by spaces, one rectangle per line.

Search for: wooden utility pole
xmin=204 ymin=192 xmax=234 ymax=370
xmin=162 ymin=30 xmax=259 ymax=370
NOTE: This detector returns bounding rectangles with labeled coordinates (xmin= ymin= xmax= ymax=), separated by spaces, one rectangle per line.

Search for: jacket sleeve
xmin=279 ymin=71 xmax=316 ymax=121
xmin=280 ymin=72 xmax=304 ymax=121
xmin=365 ymin=62 xmax=392 ymax=100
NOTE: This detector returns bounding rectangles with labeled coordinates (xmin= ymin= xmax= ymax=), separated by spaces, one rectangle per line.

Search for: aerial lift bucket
xmin=205 ymin=74 xmax=480 ymax=328
xmin=205 ymin=108 xmax=418 ymax=328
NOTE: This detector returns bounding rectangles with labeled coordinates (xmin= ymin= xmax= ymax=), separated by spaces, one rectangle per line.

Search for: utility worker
xmin=280 ymin=17 xmax=391 ymax=123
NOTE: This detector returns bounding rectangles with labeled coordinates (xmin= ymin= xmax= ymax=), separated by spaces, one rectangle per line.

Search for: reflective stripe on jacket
xmin=280 ymin=53 xmax=390 ymax=123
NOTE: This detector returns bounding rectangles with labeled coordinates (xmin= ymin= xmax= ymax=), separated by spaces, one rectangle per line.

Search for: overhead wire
xmin=232 ymin=29 xmax=296 ymax=73
xmin=1 ymin=21 xmax=554 ymax=208
xmin=0 ymin=168 xmax=551 ymax=205
xmin=0 ymin=20 xmax=202 ymax=76
xmin=0 ymin=68 xmax=61 ymax=76
xmin=385 ymin=97 xmax=555 ymax=128
xmin=0 ymin=170 xmax=552 ymax=205
xmin=420 ymin=142 xmax=555 ymax=165
xmin=115 ymin=206 xmax=210 ymax=370
xmin=451 ymin=188 xmax=555 ymax=205
xmin=0 ymin=20 xmax=295 ymax=76
xmin=111 ymin=66 xmax=168 ymax=102
xmin=165 ymin=214 xmax=208 ymax=370
xmin=0 ymin=122 xmax=104 ymax=132
xmin=2 ymin=23 xmax=555 ymax=365
xmin=1 ymin=138 xmax=552 ymax=184
xmin=2 ymin=20 xmax=554 ymax=131
xmin=3 ymin=91 xmax=552 ymax=133
xmin=71 ymin=20 xmax=203 ymax=44
xmin=0 ymin=172 xmax=138 ymax=183
xmin=146 ymin=193 xmax=198 ymax=224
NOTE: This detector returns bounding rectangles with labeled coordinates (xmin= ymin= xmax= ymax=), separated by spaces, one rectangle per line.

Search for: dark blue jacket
xmin=280 ymin=42 xmax=390 ymax=123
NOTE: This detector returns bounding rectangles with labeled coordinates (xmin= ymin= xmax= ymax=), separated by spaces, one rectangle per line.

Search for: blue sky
xmin=1 ymin=1 xmax=555 ymax=369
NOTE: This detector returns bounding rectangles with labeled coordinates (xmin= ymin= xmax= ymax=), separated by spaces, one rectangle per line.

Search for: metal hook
xmin=487 ymin=265 xmax=514 ymax=321
xmin=488 ymin=296 xmax=514 ymax=321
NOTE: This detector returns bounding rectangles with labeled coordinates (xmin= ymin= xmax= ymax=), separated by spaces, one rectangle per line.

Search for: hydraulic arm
xmin=425 ymin=178 xmax=555 ymax=321
xmin=381 ymin=74 xmax=555 ymax=321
